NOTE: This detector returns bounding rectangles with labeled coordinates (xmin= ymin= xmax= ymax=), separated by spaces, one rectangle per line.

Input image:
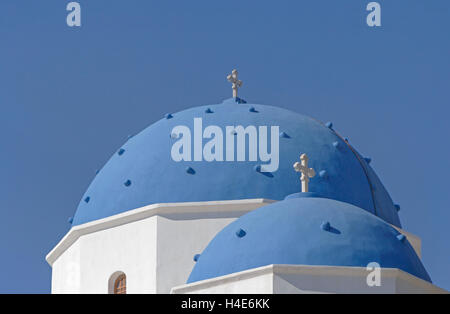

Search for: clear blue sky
xmin=0 ymin=1 xmax=449 ymax=293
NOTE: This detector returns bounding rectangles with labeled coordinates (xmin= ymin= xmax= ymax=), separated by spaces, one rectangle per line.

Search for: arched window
xmin=108 ymin=271 xmax=126 ymax=294
xmin=114 ymin=274 xmax=126 ymax=294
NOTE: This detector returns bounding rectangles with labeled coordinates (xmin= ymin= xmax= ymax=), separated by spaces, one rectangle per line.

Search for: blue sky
xmin=0 ymin=1 xmax=449 ymax=293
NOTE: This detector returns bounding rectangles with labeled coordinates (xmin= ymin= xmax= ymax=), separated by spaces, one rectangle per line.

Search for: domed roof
xmin=72 ymin=98 xmax=401 ymax=227
xmin=187 ymin=195 xmax=430 ymax=283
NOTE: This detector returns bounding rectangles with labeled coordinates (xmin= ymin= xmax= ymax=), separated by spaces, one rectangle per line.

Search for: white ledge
xmin=46 ymin=199 xmax=275 ymax=266
xmin=171 ymin=264 xmax=448 ymax=294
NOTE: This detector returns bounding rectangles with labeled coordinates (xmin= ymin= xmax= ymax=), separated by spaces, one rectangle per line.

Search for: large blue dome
xmin=72 ymin=98 xmax=401 ymax=226
xmin=187 ymin=195 xmax=430 ymax=283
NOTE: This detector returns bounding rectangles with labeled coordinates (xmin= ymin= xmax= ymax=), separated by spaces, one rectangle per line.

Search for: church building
xmin=46 ymin=70 xmax=446 ymax=294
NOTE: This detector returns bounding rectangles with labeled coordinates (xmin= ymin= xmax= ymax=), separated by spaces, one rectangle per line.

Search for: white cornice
xmin=171 ymin=264 xmax=448 ymax=294
xmin=46 ymin=199 xmax=275 ymax=266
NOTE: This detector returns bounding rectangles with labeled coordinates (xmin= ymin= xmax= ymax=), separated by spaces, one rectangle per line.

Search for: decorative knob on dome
xmin=227 ymin=69 xmax=243 ymax=98
xmin=293 ymin=154 xmax=316 ymax=193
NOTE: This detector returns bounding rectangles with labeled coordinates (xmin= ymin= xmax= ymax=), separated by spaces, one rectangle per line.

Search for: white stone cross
xmin=227 ymin=69 xmax=243 ymax=98
xmin=293 ymin=154 xmax=316 ymax=193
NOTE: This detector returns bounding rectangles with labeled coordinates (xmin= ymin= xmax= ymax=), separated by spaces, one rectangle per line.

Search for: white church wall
xmin=156 ymin=214 xmax=242 ymax=293
xmin=152 ymin=200 xmax=273 ymax=293
xmin=48 ymin=199 xmax=273 ymax=294
xmin=171 ymin=266 xmax=275 ymax=294
xmin=172 ymin=265 xmax=448 ymax=294
xmin=271 ymin=265 xmax=397 ymax=294
xmin=51 ymin=216 xmax=158 ymax=293
xmin=77 ymin=217 xmax=158 ymax=293
xmin=51 ymin=240 xmax=81 ymax=293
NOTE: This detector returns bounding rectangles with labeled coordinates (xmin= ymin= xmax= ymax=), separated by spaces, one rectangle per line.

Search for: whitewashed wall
xmin=51 ymin=217 xmax=158 ymax=293
xmin=48 ymin=200 xmax=272 ymax=294
xmin=171 ymin=265 xmax=448 ymax=294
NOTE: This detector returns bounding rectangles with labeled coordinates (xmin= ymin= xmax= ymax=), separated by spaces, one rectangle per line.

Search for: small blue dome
xmin=187 ymin=196 xmax=430 ymax=283
xmin=72 ymin=98 xmax=401 ymax=227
